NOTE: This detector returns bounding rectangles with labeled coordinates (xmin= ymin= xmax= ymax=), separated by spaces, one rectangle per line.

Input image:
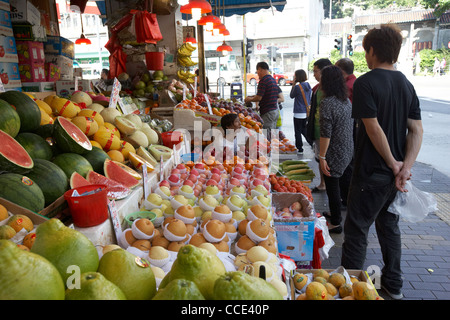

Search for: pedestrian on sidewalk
xmin=306 ymin=58 xmax=332 ymax=192
xmin=317 ymin=65 xmax=353 ymax=233
xmin=341 ymin=24 xmax=424 ymax=300
xmin=290 ymin=69 xmax=311 ymax=154
xmin=335 ymin=58 xmax=356 ymax=207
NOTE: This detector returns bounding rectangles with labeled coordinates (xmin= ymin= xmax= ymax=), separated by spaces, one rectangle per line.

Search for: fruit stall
xmin=0 ymin=1 xmax=380 ymax=301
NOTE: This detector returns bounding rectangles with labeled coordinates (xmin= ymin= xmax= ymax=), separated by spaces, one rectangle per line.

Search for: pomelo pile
xmin=0 ymin=90 xmax=172 ymax=213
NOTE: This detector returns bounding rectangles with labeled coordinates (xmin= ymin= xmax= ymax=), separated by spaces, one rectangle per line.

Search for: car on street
xmin=245 ymin=69 xmax=293 ymax=86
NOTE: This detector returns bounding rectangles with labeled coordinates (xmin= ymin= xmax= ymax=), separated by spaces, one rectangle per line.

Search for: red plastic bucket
xmin=64 ymin=184 xmax=109 ymax=228
xmin=145 ymin=52 xmax=164 ymax=70
xmin=161 ymin=131 xmax=182 ymax=149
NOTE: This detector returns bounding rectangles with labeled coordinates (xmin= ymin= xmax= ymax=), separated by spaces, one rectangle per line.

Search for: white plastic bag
xmin=388 ymin=180 xmax=437 ymax=223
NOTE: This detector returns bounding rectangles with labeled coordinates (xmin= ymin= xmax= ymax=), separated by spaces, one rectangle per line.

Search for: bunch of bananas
xmin=177 ymin=43 xmax=197 ymax=67
xmin=177 ymin=69 xmax=196 ymax=84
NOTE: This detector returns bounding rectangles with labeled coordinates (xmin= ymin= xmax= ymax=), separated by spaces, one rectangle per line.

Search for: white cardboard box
xmin=10 ymin=0 xmax=41 ymax=26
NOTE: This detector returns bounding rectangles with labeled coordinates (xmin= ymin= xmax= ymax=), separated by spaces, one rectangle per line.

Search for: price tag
xmin=183 ymin=85 xmax=186 ymax=101
xmin=142 ymin=163 xmax=149 ymax=200
xmin=204 ymin=94 xmax=213 ymax=115
xmin=0 ymin=78 xmax=5 ymax=93
xmin=108 ymin=199 xmax=122 ymax=243
xmin=159 ymin=155 xmax=164 ymax=182
xmin=194 ymin=77 xmax=197 ymax=98
xmin=108 ymin=78 xmax=122 ymax=110
xmin=74 ymin=77 xmax=79 ymax=92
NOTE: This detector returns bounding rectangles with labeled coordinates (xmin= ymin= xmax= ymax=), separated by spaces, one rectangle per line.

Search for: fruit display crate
xmin=290 ymin=267 xmax=379 ymax=300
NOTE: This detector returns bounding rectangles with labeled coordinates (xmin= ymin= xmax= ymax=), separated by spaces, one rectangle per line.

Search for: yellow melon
xmin=35 ymin=100 xmax=53 ymax=115
xmin=43 ymin=94 xmax=57 ymax=106
xmin=77 ymin=109 xmax=104 ymax=128
xmin=23 ymin=93 xmax=36 ymax=100
xmin=71 ymin=116 xmax=99 ymax=137
xmin=118 ymin=140 xmax=136 ymax=160
xmin=93 ymin=127 xmax=120 ymax=151
xmin=128 ymin=152 xmax=154 ymax=173
xmin=107 ymin=150 xmax=125 ymax=163
xmin=103 ymin=122 xmax=120 ymax=138
xmin=39 ymin=108 xmax=54 ymax=125
xmin=51 ymin=97 xmax=78 ymax=118
xmin=90 ymin=140 xmax=103 ymax=149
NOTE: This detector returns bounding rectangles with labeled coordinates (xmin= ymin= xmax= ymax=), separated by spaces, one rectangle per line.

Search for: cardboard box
xmin=55 ymin=79 xmax=97 ymax=98
xmin=44 ymin=62 xmax=60 ymax=81
xmin=0 ymin=61 xmax=21 ymax=88
xmin=0 ymin=197 xmax=48 ymax=226
xmin=0 ymin=9 xmax=13 ymax=36
xmin=16 ymin=40 xmax=44 ymax=64
xmin=45 ymin=54 xmax=72 ymax=80
xmin=0 ymin=35 xmax=18 ymax=63
xmin=13 ymin=24 xmax=47 ymax=41
xmin=18 ymin=61 xmax=45 ymax=82
xmin=290 ymin=268 xmax=378 ymax=300
xmin=22 ymin=81 xmax=55 ymax=92
xmin=0 ymin=0 xmax=10 ymax=11
xmin=44 ymin=36 xmax=74 ymax=60
xmin=10 ymin=0 xmax=41 ymax=26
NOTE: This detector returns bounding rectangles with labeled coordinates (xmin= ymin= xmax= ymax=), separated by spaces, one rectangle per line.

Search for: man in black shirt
xmin=341 ymin=24 xmax=423 ymax=300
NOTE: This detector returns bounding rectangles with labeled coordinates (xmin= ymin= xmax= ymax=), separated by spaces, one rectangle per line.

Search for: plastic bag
xmin=388 ymin=180 xmax=437 ymax=223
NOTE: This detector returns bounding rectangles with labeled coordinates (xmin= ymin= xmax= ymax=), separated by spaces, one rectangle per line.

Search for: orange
xmin=0 ymin=204 xmax=8 ymax=221
xmin=107 ymin=150 xmax=125 ymax=163
xmin=7 ymin=215 xmax=34 ymax=233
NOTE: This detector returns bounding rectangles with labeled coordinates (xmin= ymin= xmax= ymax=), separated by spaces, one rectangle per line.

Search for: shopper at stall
xmin=244 ymin=62 xmax=280 ymax=133
xmin=317 ymin=65 xmax=353 ymax=234
xmin=101 ymin=69 xmax=109 ymax=80
xmin=290 ymin=69 xmax=311 ymax=154
xmin=306 ymin=58 xmax=332 ymax=192
xmin=341 ymin=24 xmax=423 ymax=300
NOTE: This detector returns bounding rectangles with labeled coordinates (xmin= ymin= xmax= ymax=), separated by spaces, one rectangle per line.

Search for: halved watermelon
xmin=53 ymin=116 xmax=92 ymax=155
xmin=70 ymin=172 xmax=91 ymax=189
xmin=103 ymin=159 xmax=140 ymax=189
xmin=0 ymin=129 xmax=34 ymax=174
xmin=86 ymin=170 xmax=131 ymax=200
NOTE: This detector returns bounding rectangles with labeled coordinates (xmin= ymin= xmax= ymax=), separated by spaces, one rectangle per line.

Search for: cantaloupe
xmin=77 ymin=109 xmax=104 ymax=128
xmin=100 ymin=108 xmax=121 ymax=124
xmin=71 ymin=91 xmax=93 ymax=107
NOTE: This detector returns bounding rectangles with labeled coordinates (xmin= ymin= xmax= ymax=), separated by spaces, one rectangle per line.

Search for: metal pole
xmin=243 ymin=15 xmax=247 ymax=98
xmin=197 ymin=23 xmax=206 ymax=93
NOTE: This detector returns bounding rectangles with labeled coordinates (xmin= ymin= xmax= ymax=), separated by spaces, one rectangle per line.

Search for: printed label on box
xmin=0 ymin=35 xmax=18 ymax=63
xmin=0 ymin=9 xmax=13 ymax=36
xmin=0 ymin=61 xmax=21 ymax=88
xmin=274 ymin=220 xmax=315 ymax=261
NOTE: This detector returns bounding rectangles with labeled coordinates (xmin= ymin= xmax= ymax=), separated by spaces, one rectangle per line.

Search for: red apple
xmin=206 ymin=179 xmax=218 ymax=186
xmin=183 ymin=179 xmax=194 ymax=187
xmin=159 ymin=180 xmax=170 ymax=188
xmin=171 ymin=168 xmax=181 ymax=175
xmin=190 ymin=169 xmax=200 ymax=176
xmin=168 ymin=174 xmax=180 ymax=184
xmin=210 ymin=173 xmax=221 ymax=182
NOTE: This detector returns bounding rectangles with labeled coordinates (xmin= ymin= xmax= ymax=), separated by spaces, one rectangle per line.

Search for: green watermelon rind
xmin=0 ymin=173 xmax=45 ymax=213
xmin=0 ymin=99 xmax=20 ymax=137
xmin=25 ymin=159 xmax=69 ymax=206
xmin=0 ymin=91 xmax=41 ymax=133
xmin=52 ymin=153 xmax=94 ymax=180
xmin=82 ymin=147 xmax=111 ymax=175
xmin=15 ymin=132 xmax=53 ymax=161
xmin=0 ymin=129 xmax=34 ymax=174
xmin=53 ymin=117 xmax=92 ymax=155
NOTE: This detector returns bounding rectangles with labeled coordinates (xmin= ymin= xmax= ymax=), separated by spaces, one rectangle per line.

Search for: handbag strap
xmin=298 ymin=83 xmax=309 ymax=107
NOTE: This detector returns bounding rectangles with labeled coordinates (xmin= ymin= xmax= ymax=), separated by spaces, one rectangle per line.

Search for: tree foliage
xmin=420 ymin=0 xmax=450 ymax=17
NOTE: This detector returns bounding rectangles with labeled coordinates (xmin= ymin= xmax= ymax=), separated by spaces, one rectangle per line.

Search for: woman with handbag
xmin=290 ymin=69 xmax=311 ymax=154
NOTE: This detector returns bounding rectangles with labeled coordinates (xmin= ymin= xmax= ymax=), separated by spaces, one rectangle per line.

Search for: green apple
xmin=203 ymin=195 xmax=218 ymax=207
xmin=231 ymin=186 xmax=246 ymax=194
xmin=256 ymin=195 xmax=271 ymax=208
xmin=253 ymin=185 xmax=268 ymax=196
xmin=180 ymin=185 xmax=194 ymax=194
xmin=229 ymin=195 xmax=245 ymax=209
xmin=172 ymin=195 xmax=189 ymax=206
xmin=147 ymin=193 xmax=163 ymax=206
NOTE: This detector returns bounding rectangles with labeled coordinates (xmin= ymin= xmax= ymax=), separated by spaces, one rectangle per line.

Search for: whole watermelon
xmin=0 ymin=91 xmax=41 ymax=133
xmin=0 ymin=173 xmax=45 ymax=213
xmin=15 ymin=132 xmax=53 ymax=161
xmin=25 ymin=159 xmax=69 ymax=206
xmin=0 ymin=99 xmax=20 ymax=137
xmin=52 ymin=153 xmax=93 ymax=179
xmin=82 ymin=147 xmax=110 ymax=175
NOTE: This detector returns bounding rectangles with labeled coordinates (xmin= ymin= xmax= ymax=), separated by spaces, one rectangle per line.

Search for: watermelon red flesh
xmin=0 ymin=129 xmax=34 ymax=174
xmin=53 ymin=117 xmax=92 ymax=155
xmin=103 ymin=159 xmax=140 ymax=189
xmin=70 ymin=172 xmax=91 ymax=189
xmin=86 ymin=170 xmax=131 ymax=200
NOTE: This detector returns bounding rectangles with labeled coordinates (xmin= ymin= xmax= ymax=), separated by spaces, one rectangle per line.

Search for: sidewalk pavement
xmin=294 ymin=146 xmax=450 ymax=300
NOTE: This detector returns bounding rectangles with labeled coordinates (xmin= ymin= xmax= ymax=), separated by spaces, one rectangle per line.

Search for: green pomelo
xmin=213 ymin=271 xmax=283 ymax=300
xmin=153 ymin=278 xmax=205 ymax=300
xmin=25 ymin=159 xmax=69 ymax=206
xmin=0 ymin=91 xmax=41 ymax=133
xmin=0 ymin=173 xmax=45 ymax=213
xmin=0 ymin=99 xmax=20 ymax=137
xmin=159 ymin=245 xmax=226 ymax=299
xmin=0 ymin=239 xmax=65 ymax=300
xmin=82 ymin=146 xmax=110 ymax=175
xmin=15 ymin=132 xmax=53 ymax=161
xmin=31 ymin=218 xmax=99 ymax=285
xmin=0 ymin=129 xmax=34 ymax=174
xmin=52 ymin=153 xmax=94 ymax=179
xmin=0 ymin=225 xmax=16 ymax=239
xmin=65 ymin=272 xmax=127 ymax=300
xmin=53 ymin=116 xmax=92 ymax=155
xmin=97 ymin=248 xmax=156 ymax=300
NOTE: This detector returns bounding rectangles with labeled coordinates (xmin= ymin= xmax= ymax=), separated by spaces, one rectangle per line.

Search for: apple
xmin=159 ymin=180 xmax=170 ymax=188
xmin=190 ymin=169 xmax=200 ymax=176
xmin=206 ymin=179 xmax=218 ymax=186
xmin=156 ymin=186 xmax=171 ymax=198
xmin=251 ymin=179 xmax=263 ymax=187
xmin=232 ymin=210 xmax=246 ymax=221
xmin=180 ymin=173 xmax=187 ymax=180
xmin=210 ymin=173 xmax=221 ymax=182
xmin=183 ymin=179 xmax=194 ymax=187
xmin=229 ymin=178 xmax=240 ymax=186
xmin=210 ymin=167 xmax=221 ymax=175
xmin=171 ymin=168 xmax=181 ymax=175
xmin=147 ymin=193 xmax=163 ymax=206
xmin=203 ymin=194 xmax=219 ymax=207
xmin=229 ymin=195 xmax=245 ymax=209
xmin=231 ymin=186 xmax=246 ymax=194
xmin=176 ymin=163 xmax=187 ymax=172
xmin=233 ymin=166 xmax=243 ymax=175
xmin=180 ymin=185 xmax=194 ymax=194
xmin=187 ymin=174 xmax=198 ymax=183
xmin=293 ymin=210 xmax=303 ymax=217
xmin=168 ymin=174 xmax=180 ymax=184
xmin=290 ymin=201 xmax=302 ymax=212
xmin=256 ymin=195 xmax=271 ymax=208
xmin=252 ymin=184 xmax=268 ymax=196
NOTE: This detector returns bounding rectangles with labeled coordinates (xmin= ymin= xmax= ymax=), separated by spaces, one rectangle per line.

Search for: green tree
xmin=421 ymin=0 xmax=450 ymax=17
